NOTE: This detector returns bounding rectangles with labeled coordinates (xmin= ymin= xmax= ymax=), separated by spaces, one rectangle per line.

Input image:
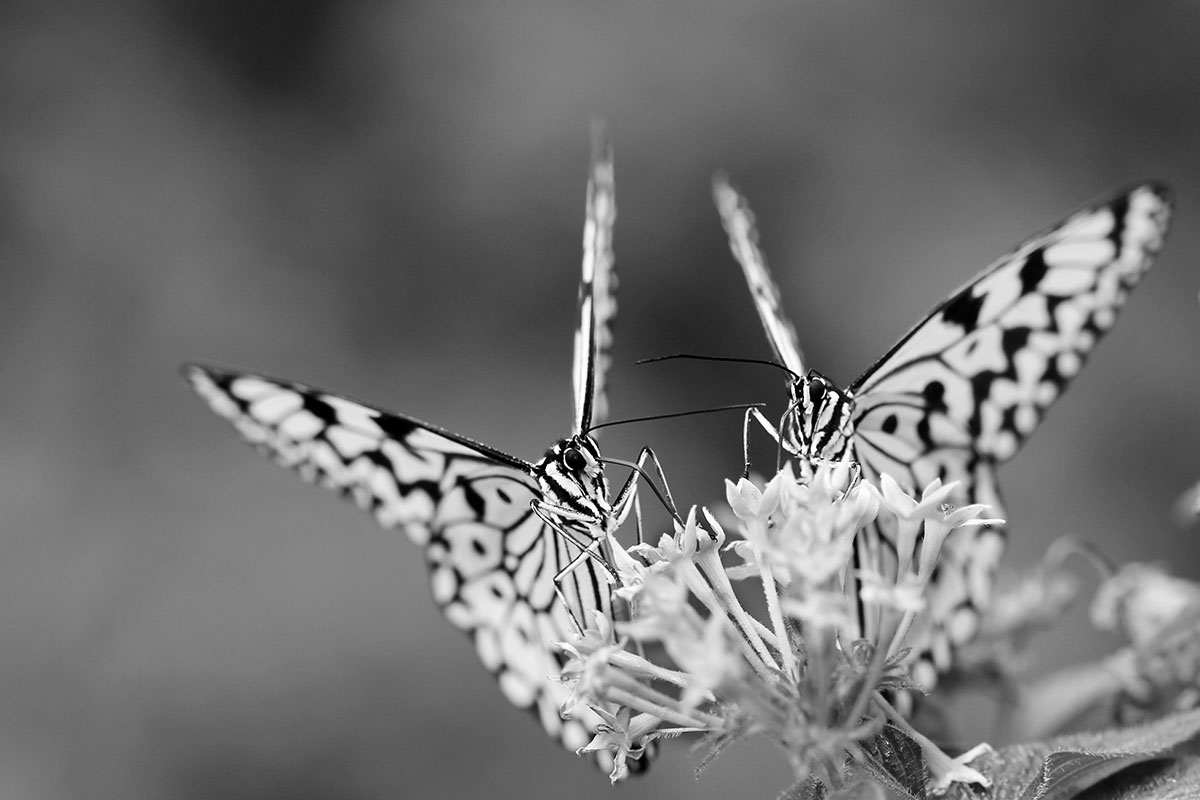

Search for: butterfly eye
xmin=562 ymin=447 xmax=588 ymax=473
xmin=808 ymin=380 xmax=826 ymax=403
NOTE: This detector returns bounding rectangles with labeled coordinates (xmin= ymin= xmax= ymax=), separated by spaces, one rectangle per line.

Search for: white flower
xmin=1092 ymin=562 xmax=1200 ymax=647
xmin=576 ymin=707 xmax=666 ymax=783
xmin=726 ymin=475 xmax=780 ymax=522
xmin=917 ymin=502 xmax=1003 ymax=583
xmin=924 ymin=741 xmax=994 ymax=795
xmin=858 ymin=570 xmax=926 ymax=615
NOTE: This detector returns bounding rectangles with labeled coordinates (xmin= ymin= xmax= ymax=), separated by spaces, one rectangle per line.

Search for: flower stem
xmin=755 ymin=548 xmax=799 ymax=679
xmin=603 ymin=685 xmax=722 ymax=729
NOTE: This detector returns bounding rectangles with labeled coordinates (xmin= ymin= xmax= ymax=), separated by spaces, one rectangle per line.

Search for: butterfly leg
xmin=610 ymin=446 xmax=678 ymax=526
xmin=532 ymin=499 xmax=618 ymax=571
xmin=631 ymin=492 xmax=644 ymax=548
xmin=550 ymin=536 xmax=617 ymax=635
xmin=742 ymin=406 xmax=784 ymax=477
xmin=533 ymin=501 xmax=618 ymax=634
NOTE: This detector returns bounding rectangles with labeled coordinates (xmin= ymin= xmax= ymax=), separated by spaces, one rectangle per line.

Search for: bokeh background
xmin=4 ymin=2 xmax=1200 ymax=798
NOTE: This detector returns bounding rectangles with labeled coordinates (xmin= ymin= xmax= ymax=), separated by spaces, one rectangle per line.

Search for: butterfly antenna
xmin=636 ymin=353 xmax=801 ymax=382
xmin=586 ymin=402 xmax=766 ymax=434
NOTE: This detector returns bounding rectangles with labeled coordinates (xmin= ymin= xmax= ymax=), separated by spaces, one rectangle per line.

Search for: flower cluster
xmin=556 ymin=461 xmax=1001 ymax=793
xmin=1093 ymin=562 xmax=1200 ymax=720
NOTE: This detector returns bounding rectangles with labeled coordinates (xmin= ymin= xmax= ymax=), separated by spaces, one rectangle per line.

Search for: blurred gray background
xmin=3 ymin=2 xmax=1200 ymax=798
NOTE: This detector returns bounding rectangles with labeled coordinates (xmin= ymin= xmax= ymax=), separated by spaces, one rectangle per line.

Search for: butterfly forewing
xmin=714 ymin=177 xmax=807 ymax=375
xmin=851 ymin=183 xmax=1171 ymax=472
xmin=573 ymin=131 xmax=618 ymax=433
xmin=186 ymin=365 xmax=615 ymax=757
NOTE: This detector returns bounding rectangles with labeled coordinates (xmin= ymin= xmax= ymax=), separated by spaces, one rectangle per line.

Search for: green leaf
xmin=940 ymin=708 xmax=1200 ymax=799
xmin=859 ymin=723 xmax=928 ymax=800
xmin=1046 ymin=706 xmax=1200 ymax=756
xmin=1018 ymin=751 xmax=1159 ymax=800
xmin=1111 ymin=756 xmax=1200 ymax=799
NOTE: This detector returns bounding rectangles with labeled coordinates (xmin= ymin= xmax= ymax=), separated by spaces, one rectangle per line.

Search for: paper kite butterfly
xmin=713 ymin=178 xmax=1171 ymax=685
xmin=185 ymin=135 xmax=661 ymax=774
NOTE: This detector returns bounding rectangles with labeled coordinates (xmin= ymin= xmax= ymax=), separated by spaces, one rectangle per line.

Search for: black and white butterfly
xmin=185 ymin=136 xmax=666 ymax=772
xmin=713 ymin=178 xmax=1172 ymax=685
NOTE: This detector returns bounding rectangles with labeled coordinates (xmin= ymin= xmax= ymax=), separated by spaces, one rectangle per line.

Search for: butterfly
xmin=713 ymin=177 xmax=1172 ymax=685
xmin=185 ymin=134 xmax=665 ymax=774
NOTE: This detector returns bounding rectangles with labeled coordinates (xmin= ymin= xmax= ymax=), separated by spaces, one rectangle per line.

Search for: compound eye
xmin=562 ymin=447 xmax=587 ymax=473
xmin=808 ymin=379 xmax=826 ymax=403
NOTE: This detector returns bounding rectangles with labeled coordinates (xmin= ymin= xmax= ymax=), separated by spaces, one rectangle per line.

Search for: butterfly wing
xmin=850 ymin=183 xmax=1171 ymax=495
xmin=848 ymin=183 xmax=1171 ymax=674
xmin=713 ymin=176 xmax=807 ymax=376
xmin=572 ymin=128 xmax=618 ymax=433
xmin=184 ymin=364 xmax=615 ymax=759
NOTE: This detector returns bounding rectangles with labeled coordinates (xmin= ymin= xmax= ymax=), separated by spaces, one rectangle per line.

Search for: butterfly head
xmin=784 ymin=370 xmax=856 ymax=467
xmin=538 ymin=434 xmax=611 ymax=524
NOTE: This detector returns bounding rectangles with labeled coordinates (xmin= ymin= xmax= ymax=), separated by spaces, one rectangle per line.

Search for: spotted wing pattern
xmin=186 ymin=365 xmax=615 ymax=760
xmin=851 ymin=183 xmax=1171 ymax=492
xmin=720 ymin=181 xmax=1172 ymax=682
